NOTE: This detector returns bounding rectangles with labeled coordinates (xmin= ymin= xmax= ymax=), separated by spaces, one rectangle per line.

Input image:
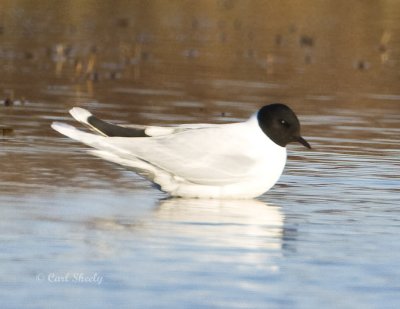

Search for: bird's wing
xmin=142 ymin=123 xmax=217 ymax=136
xmin=52 ymin=121 xmax=260 ymax=186
xmin=69 ymin=107 xmax=217 ymax=137
xmin=105 ymin=123 xmax=260 ymax=185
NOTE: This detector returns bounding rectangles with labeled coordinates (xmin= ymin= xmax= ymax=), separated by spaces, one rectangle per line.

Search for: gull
xmin=51 ymin=103 xmax=311 ymax=199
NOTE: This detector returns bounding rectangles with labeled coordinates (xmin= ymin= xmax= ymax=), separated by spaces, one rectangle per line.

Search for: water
xmin=1 ymin=1 xmax=399 ymax=308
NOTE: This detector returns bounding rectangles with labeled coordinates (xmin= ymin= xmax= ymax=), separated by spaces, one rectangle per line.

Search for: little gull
xmin=51 ymin=103 xmax=311 ymax=199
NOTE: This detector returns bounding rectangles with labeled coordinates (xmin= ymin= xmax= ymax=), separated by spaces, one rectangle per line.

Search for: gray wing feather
xmin=105 ymin=125 xmax=257 ymax=185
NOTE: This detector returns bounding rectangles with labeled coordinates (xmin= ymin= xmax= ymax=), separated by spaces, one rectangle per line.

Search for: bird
xmin=51 ymin=103 xmax=311 ymax=199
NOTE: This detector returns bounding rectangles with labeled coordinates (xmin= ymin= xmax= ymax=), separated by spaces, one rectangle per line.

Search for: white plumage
xmin=51 ymin=107 xmax=288 ymax=199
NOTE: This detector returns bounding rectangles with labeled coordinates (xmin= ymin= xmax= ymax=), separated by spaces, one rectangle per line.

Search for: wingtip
xmin=69 ymin=107 xmax=92 ymax=124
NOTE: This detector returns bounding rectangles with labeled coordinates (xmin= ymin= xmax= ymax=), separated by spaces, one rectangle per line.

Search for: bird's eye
xmin=279 ymin=119 xmax=288 ymax=126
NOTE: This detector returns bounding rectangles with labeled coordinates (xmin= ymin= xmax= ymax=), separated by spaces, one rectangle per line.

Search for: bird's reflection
xmin=84 ymin=198 xmax=285 ymax=261
xmin=154 ymin=198 xmax=283 ymax=250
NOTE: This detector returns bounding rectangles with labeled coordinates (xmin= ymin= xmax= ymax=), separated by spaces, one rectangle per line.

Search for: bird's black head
xmin=257 ymin=103 xmax=311 ymax=149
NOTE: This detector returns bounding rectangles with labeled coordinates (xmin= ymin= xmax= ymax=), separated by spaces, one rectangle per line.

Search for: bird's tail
xmin=51 ymin=121 xmax=127 ymax=154
xmin=52 ymin=121 xmax=100 ymax=144
xmin=52 ymin=121 xmax=177 ymax=191
xmin=51 ymin=121 xmax=149 ymax=170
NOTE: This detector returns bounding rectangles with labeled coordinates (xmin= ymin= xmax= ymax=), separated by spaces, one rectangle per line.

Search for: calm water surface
xmin=1 ymin=1 xmax=399 ymax=308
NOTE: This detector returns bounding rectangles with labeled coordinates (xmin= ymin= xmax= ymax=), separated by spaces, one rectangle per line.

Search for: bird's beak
xmin=296 ymin=136 xmax=311 ymax=149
